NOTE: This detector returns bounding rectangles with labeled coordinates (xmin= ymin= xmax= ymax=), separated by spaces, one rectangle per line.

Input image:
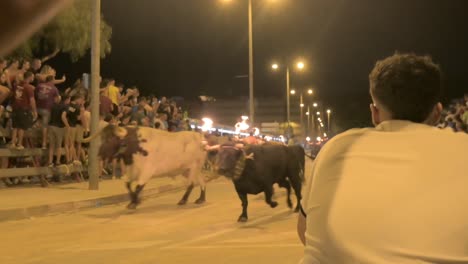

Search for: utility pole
xmin=89 ymin=0 xmax=101 ymax=190
xmin=248 ymin=0 xmax=254 ymax=124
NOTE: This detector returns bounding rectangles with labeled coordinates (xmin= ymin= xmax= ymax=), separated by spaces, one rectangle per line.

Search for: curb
xmin=0 ymin=182 xmax=189 ymax=223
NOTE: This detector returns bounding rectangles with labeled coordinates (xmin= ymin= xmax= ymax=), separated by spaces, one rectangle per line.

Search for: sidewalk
xmin=0 ymin=175 xmax=199 ymax=222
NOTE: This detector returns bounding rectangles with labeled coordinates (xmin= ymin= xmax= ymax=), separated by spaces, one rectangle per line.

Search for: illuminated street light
xmin=327 ymin=109 xmax=331 ymax=114
xmin=313 ymin=103 xmax=318 ymax=108
xmin=306 ymin=111 xmax=310 ymax=115
xmin=297 ymin=61 xmax=305 ymax=70
xmin=271 ymin=60 xmax=306 ymax=132
xmin=316 ymin=112 xmax=320 ymax=115
xmin=316 ymin=136 xmax=322 ymax=142
xmin=307 ymin=89 xmax=313 ymax=95
xmin=306 ymin=137 xmax=311 ymax=142
xmin=300 ymin=103 xmax=304 ymax=107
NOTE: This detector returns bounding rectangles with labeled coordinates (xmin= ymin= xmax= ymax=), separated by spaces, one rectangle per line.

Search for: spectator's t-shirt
xmin=12 ymin=82 xmax=34 ymax=110
xmin=66 ymin=103 xmax=81 ymax=127
xmin=301 ymin=120 xmax=468 ymax=264
xmin=107 ymin=85 xmax=119 ymax=105
xmin=131 ymin=111 xmax=145 ymax=126
xmin=99 ymin=95 xmax=113 ymax=116
xmin=462 ymin=111 xmax=468 ymax=125
xmin=35 ymin=82 xmax=58 ymax=111
xmin=49 ymin=103 xmax=67 ymax=128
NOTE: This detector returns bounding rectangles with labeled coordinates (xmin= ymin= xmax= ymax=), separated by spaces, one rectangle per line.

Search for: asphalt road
xmin=0 ymin=177 xmax=305 ymax=264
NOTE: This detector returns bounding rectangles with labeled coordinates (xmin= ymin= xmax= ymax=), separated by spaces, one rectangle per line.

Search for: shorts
xmin=111 ymin=103 xmax=119 ymax=116
xmin=67 ymin=125 xmax=84 ymax=144
xmin=37 ymin=108 xmax=51 ymax=127
xmin=11 ymin=109 xmax=33 ymax=130
xmin=48 ymin=126 xmax=65 ymax=148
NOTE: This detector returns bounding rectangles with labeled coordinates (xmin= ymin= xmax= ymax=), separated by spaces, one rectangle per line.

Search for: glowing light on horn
xmin=201 ymin=117 xmax=213 ymax=132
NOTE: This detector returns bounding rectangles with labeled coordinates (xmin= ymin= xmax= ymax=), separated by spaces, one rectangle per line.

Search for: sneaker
xmin=73 ymin=160 xmax=82 ymax=166
xmin=16 ymin=145 xmax=24 ymax=150
xmin=48 ymin=163 xmax=55 ymax=168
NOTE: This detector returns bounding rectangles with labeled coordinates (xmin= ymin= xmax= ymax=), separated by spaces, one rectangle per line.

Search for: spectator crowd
xmin=0 ymin=56 xmax=192 ymax=187
xmin=437 ymin=93 xmax=468 ymax=133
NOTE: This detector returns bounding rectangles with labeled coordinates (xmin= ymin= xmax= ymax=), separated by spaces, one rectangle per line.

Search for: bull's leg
xmin=178 ymin=183 xmax=194 ymax=205
xmin=195 ymin=187 xmax=206 ymax=204
xmin=237 ymin=192 xmax=249 ymax=222
xmin=290 ymin=179 xmax=302 ymax=213
xmin=126 ymin=181 xmax=134 ymax=202
xmin=264 ymin=184 xmax=278 ymax=208
xmin=278 ymin=179 xmax=293 ymax=209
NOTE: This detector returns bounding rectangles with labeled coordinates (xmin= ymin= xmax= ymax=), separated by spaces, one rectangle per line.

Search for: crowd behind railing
xmin=0 ymin=56 xmax=193 ymax=187
xmin=437 ymin=94 xmax=468 ymax=133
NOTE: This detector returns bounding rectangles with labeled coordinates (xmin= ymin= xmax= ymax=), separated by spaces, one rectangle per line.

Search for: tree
xmin=9 ymin=0 xmax=112 ymax=61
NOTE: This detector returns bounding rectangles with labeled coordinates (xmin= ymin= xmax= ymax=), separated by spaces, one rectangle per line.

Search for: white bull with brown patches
xmin=85 ymin=125 xmax=207 ymax=209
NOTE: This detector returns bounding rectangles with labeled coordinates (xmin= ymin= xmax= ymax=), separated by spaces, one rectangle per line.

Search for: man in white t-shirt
xmin=297 ymin=53 xmax=468 ymax=263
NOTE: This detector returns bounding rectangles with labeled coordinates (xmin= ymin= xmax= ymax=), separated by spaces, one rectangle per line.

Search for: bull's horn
xmin=81 ymin=130 xmax=103 ymax=143
xmin=114 ymin=127 xmax=128 ymax=138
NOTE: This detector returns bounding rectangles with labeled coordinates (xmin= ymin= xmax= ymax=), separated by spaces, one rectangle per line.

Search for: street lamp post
xmin=89 ymin=0 xmax=101 ymax=190
xmin=286 ymin=66 xmax=290 ymax=127
xmin=248 ymin=0 xmax=254 ymax=123
xmin=327 ymin=109 xmax=331 ymax=133
xmin=272 ymin=61 xmax=304 ymax=134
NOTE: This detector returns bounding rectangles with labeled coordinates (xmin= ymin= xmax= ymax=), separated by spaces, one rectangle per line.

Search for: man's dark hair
xmin=23 ymin=71 xmax=34 ymax=80
xmin=45 ymin=75 xmax=54 ymax=82
xmin=369 ymin=53 xmax=442 ymax=123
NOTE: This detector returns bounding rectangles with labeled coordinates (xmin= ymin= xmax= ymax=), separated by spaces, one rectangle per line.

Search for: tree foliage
xmin=9 ymin=0 xmax=112 ymax=61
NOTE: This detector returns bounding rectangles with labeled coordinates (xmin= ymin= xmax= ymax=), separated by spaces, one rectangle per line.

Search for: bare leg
xmin=17 ymin=129 xmax=25 ymax=147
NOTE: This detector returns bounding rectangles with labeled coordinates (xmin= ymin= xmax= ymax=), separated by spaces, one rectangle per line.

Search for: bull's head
xmin=214 ymin=143 xmax=254 ymax=180
xmin=101 ymin=125 xmax=128 ymax=142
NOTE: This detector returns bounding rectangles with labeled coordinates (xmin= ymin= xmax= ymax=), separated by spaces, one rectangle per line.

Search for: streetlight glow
xmin=327 ymin=109 xmax=331 ymax=114
xmin=316 ymin=112 xmax=320 ymax=115
xmin=308 ymin=89 xmax=313 ymax=95
xmin=290 ymin=89 xmax=296 ymax=95
xmin=300 ymin=103 xmax=304 ymax=107
xmin=313 ymin=103 xmax=318 ymax=107
xmin=306 ymin=111 xmax=309 ymax=115
xmin=297 ymin=61 xmax=305 ymax=70
xmin=272 ymin=63 xmax=279 ymax=70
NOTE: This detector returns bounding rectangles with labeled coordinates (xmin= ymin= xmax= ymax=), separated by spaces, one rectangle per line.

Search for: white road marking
xmin=160 ymin=208 xmax=292 ymax=250
xmin=167 ymin=243 xmax=302 ymax=249
xmin=55 ymin=240 xmax=171 ymax=253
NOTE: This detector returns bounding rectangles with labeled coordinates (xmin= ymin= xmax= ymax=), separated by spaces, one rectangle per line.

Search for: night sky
xmin=55 ymin=0 xmax=468 ymax=127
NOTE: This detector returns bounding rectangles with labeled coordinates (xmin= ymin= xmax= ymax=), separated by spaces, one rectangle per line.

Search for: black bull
xmin=216 ymin=144 xmax=304 ymax=222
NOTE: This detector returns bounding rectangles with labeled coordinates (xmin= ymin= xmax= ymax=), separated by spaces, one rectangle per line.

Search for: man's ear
xmin=370 ymin=103 xmax=381 ymax=126
xmin=425 ymin=102 xmax=443 ymax=126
